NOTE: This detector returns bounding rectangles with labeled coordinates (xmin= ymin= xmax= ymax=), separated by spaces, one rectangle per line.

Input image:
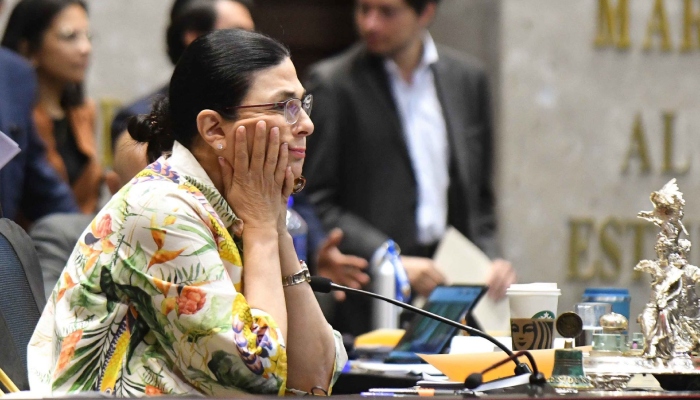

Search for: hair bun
xmin=127 ymin=96 xmax=174 ymax=162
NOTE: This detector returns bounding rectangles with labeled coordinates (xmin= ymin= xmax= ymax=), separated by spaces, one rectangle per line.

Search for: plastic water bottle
xmin=372 ymin=240 xmax=411 ymax=330
xmin=286 ymin=197 xmax=308 ymax=261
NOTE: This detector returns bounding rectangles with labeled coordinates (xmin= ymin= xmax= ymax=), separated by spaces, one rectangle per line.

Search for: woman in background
xmin=28 ymin=29 xmax=345 ymax=396
xmin=2 ymin=0 xmax=102 ymax=214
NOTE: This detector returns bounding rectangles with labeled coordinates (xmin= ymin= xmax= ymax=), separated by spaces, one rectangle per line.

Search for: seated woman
xmin=28 ymin=29 xmax=346 ymax=396
xmin=2 ymin=0 xmax=103 ymax=214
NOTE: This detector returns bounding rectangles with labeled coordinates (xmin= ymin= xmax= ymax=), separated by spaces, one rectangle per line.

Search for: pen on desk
xmin=364 ymin=388 xmax=458 ymax=396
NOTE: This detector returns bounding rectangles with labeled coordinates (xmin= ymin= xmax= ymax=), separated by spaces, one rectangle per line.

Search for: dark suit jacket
xmin=304 ymin=43 xmax=499 ymax=335
xmin=0 ymin=48 xmax=78 ymax=223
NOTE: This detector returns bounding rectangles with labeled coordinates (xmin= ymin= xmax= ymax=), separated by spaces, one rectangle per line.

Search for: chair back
xmin=0 ymin=218 xmax=46 ymax=391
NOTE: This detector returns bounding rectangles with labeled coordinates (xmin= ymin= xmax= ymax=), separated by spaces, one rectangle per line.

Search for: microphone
xmin=464 ymin=351 xmax=546 ymax=389
xmin=309 ymin=276 xmax=543 ymax=389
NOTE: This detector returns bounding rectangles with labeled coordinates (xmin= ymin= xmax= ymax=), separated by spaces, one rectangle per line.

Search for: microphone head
xmin=529 ymin=371 xmax=547 ymax=386
xmin=464 ymin=373 xmax=483 ymax=390
xmin=309 ymin=276 xmax=333 ymax=293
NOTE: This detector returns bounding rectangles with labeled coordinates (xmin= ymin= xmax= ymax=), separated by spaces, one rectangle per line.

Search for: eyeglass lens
xmin=285 ymin=95 xmax=313 ymax=124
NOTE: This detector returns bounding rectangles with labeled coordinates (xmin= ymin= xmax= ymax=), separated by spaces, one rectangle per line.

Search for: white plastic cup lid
xmin=506 ymin=282 xmax=561 ymax=295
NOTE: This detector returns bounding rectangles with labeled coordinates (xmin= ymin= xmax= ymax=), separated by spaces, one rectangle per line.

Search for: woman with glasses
xmin=27 ymin=29 xmax=346 ymax=396
xmin=2 ymin=0 xmax=103 ymax=215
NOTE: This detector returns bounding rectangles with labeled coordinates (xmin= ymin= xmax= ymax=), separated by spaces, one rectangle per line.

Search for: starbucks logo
xmin=532 ymin=311 xmax=555 ymax=319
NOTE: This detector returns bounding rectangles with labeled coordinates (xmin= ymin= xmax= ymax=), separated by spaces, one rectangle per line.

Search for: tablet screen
xmin=384 ymin=285 xmax=486 ymax=364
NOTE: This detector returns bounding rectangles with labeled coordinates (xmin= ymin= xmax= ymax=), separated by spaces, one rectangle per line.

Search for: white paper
xmin=0 ymin=130 xmax=20 ymax=171
xmin=433 ymin=227 xmax=511 ymax=334
xmin=351 ymin=360 xmax=443 ymax=375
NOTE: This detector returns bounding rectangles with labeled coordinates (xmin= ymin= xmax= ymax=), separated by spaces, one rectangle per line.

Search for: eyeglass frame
xmin=230 ymin=94 xmax=313 ymax=125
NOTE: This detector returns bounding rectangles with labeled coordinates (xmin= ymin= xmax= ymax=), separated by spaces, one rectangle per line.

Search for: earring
xmin=217 ymin=143 xmax=223 ymax=150
xmin=292 ymin=176 xmax=306 ymax=194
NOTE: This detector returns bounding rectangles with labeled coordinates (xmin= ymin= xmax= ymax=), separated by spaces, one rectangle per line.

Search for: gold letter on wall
xmin=644 ymin=0 xmax=673 ymax=51
xmin=662 ymin=111 xmax=691 ymax=174
xmin=595 ymin=218 xmax=623 ymax=281
xmin=682 ymin=0 xmax=700 ymax=52
xmin=622 ymin=113 xmax=652 ymax=174
xmin=595 ymin=0 xmax=631 ymax=49
xmin=568 ymin=218 xmax=596 ymax=280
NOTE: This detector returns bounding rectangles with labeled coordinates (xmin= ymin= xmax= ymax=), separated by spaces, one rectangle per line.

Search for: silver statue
xmin=635 ymin=179 xmax=700 ymax=366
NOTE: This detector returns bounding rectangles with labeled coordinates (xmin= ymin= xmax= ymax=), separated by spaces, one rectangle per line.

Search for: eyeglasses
xmin=54 ymin=27 xmax=93 ymax=44
xmin=232 ymin=94 xmax=313 ymax=125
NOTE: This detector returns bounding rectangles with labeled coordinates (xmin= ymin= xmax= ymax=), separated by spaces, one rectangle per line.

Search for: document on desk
xmin=0 ymin=130 xmax=20 ymax=171
xmin=433 ymin=227 xmax=510 ymax=334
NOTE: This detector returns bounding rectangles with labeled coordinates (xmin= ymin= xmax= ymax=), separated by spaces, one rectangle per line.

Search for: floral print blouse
xmin=27 ymin=142 xmax=347 ymax=397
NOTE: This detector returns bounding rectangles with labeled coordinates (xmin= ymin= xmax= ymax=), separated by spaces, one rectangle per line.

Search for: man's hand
xmin=401 ymin=256 xmax=446 ymax=298
xmin=317 ymin=228 xmax=369 ymax=301
xmin=485 ymin=259 xmax=516 ymax=300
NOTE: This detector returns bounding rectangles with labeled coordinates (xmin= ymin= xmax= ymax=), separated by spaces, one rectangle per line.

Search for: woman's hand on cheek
xmin=218 ymin=121 xmax=286 ymax=231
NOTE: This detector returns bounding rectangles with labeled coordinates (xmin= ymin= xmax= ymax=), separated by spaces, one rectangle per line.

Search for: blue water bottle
xmin=286 ymin=197 xmax=307 ymax=262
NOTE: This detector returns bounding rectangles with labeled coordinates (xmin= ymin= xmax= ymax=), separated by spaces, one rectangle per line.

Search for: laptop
xmin=383 ymin=284 xmax=487 ymax=364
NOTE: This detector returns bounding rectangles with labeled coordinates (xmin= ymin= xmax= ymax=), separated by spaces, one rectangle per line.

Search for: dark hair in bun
xmin=127 ymin=97 xmax=173 ymax=163
xmin=128 ymin=29 xmax=289 ymax=161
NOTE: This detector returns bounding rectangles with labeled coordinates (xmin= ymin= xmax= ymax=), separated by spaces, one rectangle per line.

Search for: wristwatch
xmin=282 ymin=260 xmax=310 ymax=287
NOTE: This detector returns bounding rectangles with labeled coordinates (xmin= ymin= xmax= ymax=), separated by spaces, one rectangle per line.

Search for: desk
xmin=4 ymin=388 xmax=700 ymax=399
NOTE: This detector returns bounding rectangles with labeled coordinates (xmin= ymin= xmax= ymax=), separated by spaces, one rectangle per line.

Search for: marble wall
xmin=497 ymin=0 xmax=700 ymax=327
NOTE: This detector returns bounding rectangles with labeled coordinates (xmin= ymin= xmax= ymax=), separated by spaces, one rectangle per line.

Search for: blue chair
xmin=0 ymin=218 xmax=46 ymax=391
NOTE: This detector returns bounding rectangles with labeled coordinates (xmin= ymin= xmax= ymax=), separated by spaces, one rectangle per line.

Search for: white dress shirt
xmin=384 ymin=33 xmax=449 ymax=245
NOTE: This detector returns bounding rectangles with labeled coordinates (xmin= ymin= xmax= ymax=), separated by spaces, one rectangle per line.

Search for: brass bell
xmin=548 ymin=312 xmax=594 ymax=391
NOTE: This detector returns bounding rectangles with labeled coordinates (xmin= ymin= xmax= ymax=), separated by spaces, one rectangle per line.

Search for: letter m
xmin=594 ymin=0 xmax=631 ymax=49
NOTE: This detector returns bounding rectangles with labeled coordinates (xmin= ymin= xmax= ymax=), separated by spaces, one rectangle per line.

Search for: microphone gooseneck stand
xmin=309 ymin=276 xmax=550 ymax=393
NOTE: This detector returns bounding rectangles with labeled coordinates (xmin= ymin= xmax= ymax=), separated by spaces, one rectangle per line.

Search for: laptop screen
xmin=384 ymin=285 xmax=486 ymax=364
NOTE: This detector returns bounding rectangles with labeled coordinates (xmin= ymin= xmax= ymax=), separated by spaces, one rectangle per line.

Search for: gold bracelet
xmin=282 ymin=260 xmax=310 ymax=287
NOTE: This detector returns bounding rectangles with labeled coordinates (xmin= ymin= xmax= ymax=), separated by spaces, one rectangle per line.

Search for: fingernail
xmin=218 ymin=156 xmax=224 ymax=165
xmin=282 ymin=142 xmax=288 ymax=148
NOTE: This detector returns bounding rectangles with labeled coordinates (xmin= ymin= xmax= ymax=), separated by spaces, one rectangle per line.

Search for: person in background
xmin=28 ymin=29 xmax=345 ymax=396
xmin=304 ymin=0 xmax=516 ymax=335
xmin=0 ymin=0 xmax=78 ymax=224
xmin=2 ymin=0 xmax=103 ymax=215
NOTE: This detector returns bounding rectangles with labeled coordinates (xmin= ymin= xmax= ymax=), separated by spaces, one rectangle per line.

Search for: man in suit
xmin=305 ymin=0 xmax=515 ymax=335
xmin=0 ymin=42 xmax=78 ymax=223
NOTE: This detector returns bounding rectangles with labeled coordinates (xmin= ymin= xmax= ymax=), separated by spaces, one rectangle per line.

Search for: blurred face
xmin=215 ymin=0 xmax=255 ymax=31
xmin=355 ymin=0 xmax=427 ymax=56
xmin=229 ymin=58 xmax=313 ymax=178
xmin=31 ymin=4 xmax=91 ymax=84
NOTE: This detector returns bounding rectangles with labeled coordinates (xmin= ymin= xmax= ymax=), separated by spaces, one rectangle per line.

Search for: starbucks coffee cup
xmin=506 ymin=283 xmax=561 ymax=320
xmin=507 ymin=283 xmax=561 ymax=350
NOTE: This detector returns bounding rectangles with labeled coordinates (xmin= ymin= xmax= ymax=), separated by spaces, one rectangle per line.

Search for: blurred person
xmin=28 ymin=29 xmax=346 ymax=396
xmin=0 ymin=0 xmax=78 ymax=224
xmin=2 ymin=0 xmax=103 ymax=215
xmin=304 ymin=0 xmax=516 ymax=335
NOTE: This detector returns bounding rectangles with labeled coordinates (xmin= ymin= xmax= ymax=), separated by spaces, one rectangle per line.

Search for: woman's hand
xmin=317 ymin=228 xmax=369 ymax=301
xmin=218 ymin=121 xmax=293 ymax=231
